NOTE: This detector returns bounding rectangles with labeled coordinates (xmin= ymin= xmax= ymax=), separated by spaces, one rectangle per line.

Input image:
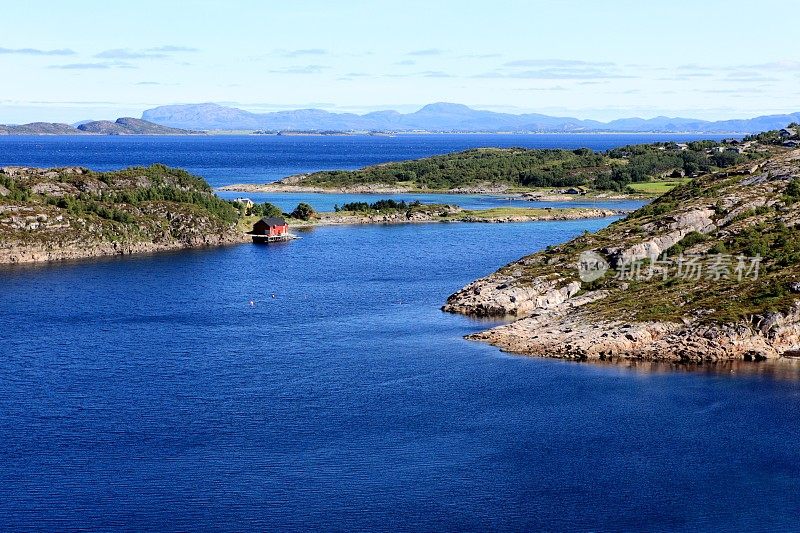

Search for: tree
xmin=291 ymin=202 xmax=316 ymax=220
xmin=250 ymin=202 xmax=283 ymax=218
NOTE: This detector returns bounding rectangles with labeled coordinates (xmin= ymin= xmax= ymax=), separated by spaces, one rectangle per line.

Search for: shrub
xmin=250 ymin=202 xmax=283 ymax=218
xmin=291 ymin=202 xmax=316 ymax=220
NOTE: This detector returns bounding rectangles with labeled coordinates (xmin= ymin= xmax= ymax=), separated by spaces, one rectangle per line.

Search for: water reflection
xmin=584 ymin=357 xmax=800 ymax=381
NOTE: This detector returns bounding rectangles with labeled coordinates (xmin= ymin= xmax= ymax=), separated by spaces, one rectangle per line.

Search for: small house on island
xmin=234 ymin=197 xmax=255 ymax=213
xmin=251 ymin=216 xmax=291 ymax=243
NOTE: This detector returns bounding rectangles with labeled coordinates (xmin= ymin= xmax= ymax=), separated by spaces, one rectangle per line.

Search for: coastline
xmin=218 ymin=182 xmax=646 ymax=200
xmin=0 ymin=231 xmax=250 ymax=265
xmin=442 ymin=150 xmax=800 ymax=363
xmin=2 ymin=204 xmax=622 ymax=266
xmin=273 ymin=206 xmax=625 ymax=229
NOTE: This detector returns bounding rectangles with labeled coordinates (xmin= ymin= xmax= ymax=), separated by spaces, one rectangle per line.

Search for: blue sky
xmin=1 ymin=0 xmax=798 ymax=123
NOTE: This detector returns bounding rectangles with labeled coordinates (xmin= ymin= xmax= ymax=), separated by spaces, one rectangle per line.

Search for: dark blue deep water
xmin=0 ymin=133 xmax=732 ymax=188
xmin=1 ymin=136 xmax=799 ymax=531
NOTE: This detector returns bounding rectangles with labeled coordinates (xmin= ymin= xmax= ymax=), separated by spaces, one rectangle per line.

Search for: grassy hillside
xmin=0 ymin=164 xmax=243 ymax=262
xmin=450 ymin=150 xmax=800 ymax=324
xmin=281 ymin=139 xmax=769 ymax=193
xmin=443 ymin=148 xmax=800 ymax=361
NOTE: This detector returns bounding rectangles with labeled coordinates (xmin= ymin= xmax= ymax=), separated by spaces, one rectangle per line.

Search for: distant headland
xmin=0 ymin=117 xmax=199 ymax=136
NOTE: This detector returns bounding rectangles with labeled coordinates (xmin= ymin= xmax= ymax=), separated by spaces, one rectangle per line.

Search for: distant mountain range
xmin=4 ymin=104 xmax=799 ymax=135
xmin=142 ymin=102 xmax=800 ymax=134
xmin=0 ymin=117 xmax=197 ymax=136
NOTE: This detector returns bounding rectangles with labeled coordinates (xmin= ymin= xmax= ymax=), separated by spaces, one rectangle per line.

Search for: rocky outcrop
xmin=298 ymin=207 xmax=621 ymax=229
xmin=0 ymin=231 xmax=248 ymax=264
xmin=0 ymin=165 xmax=247 ymax=265
xmin=443 ymin=275 xmax=581 ymax=317
xmin=77 ymin=118 xmax=198 ymax=135
xmin=0 ymin=122 xmax=82 ymax=135
xmin=603 ymin=207 xmax=716 ymax=267
xmin=460 ymin=208 xmax=620 ymax=223
xmin=468 ymin=302 xmax=800 ymax=362
xmin=444 ymin=148 xmax=800 ymax=362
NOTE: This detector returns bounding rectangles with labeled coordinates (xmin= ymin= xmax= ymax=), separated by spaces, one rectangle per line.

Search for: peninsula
xmin=444 ymin=144 xmax=800 ymax=362
xmin=239 ymin=201 xmax=623 ymax=230
xmin=220 ymin=137 xmax=770 ymax=197
xmin=0 ymin=117 xmax=200 ymax=136
xmin=0 ymin=164 xmax=246 ymax=264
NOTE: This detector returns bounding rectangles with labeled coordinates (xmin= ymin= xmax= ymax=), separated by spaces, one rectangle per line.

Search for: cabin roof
xmin=258 ymin=216 xmax=287 ymax=227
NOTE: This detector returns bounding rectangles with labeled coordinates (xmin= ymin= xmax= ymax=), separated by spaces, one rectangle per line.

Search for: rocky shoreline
xmin=293 ymin=206 xmax=624 ymax=227
xmin=0 ymin=231 xmax=249 ymax=265
xmin=218 ymin=181 xmax=644 ymax=199
xmin=0 ymin=165 xmax=250 ymax=266
xmin=465 ymin=300 xmax=800 ymax=363
xmin=218 ymin=182 xmax=513 ymax=194
xmin=443 ymin=150 xmax=800 ymax=362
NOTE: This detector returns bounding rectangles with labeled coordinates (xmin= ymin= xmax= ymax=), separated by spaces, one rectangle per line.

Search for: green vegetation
xmin=626 ymin=179 xmax=690 ymax=195
xmin=291 ymin=202 xmax=316 ymax=220
xmin=744 ymin=122 xmax=800 ymax=145
xmin=294 ymin=147 xmax=608 ymax=190
xmin=484 ymin=152 xmax=800 ymax=327
xmin=664 ymin=231 xmax=709 ymax=256
xmin=0 ymin=164 xmax=242 ymax=252
xmin=48 ymin=196 xmax=136 ymax=224
xmin=598 ymin=141 xmax=756 ymax=191
xmin=97 ymin=163 xmax=213 ymax=192
xmin=249 ymin=202 xmax=284 ymax=218
xmin=336 ymin=199 xmax=421 ymax=212
xmin=0 ymin=174 xmax=32 ymax=202
xmin=101 ymin=186 xmax=237 ymax=223
xmin=284 ymin=139 xmax=768 ymax=194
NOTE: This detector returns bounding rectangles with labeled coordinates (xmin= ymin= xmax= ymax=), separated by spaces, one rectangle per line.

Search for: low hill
xmin=0 ymin=122 xmax=83 ymax=135
xmin=0 ymin=118 xmax=198 ymax=136
xmin=444 ymin=149 xmax=800 ymax=361
xmin=0 ymin=164 xmax=244 ymax=263
xmin=77 ymin=117 xmax=197 ymax=135
xmin=268 ymin=140 xmax=769 ymax=193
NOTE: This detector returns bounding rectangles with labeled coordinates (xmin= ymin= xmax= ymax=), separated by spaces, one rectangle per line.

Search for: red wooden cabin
xmin=252 ymin=217 xmax=288 ymax=237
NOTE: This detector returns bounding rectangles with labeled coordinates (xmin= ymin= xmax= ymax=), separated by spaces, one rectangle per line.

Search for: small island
xmin=236 ymin=199 xmax=624 ymax=230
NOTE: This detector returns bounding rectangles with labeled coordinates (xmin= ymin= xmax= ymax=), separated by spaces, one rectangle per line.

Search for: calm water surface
xmin=0 ymin=133 xmax=732 ymax=188
xmin=214 ymin=189 xmax=647 ymax=213
xmin=2 ymin=221 xmax=799 ymax=531
xmin=1 ymin=136 xmax=798 ymax=531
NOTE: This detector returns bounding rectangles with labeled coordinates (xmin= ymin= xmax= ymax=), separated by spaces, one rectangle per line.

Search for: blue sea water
xmin=214 ymin=189 xmax=647 ymax=214
xmin=1 ymin=136 xmax=799 ymax=531
xmin=0 ymin=133 xmax=732 ymax=188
